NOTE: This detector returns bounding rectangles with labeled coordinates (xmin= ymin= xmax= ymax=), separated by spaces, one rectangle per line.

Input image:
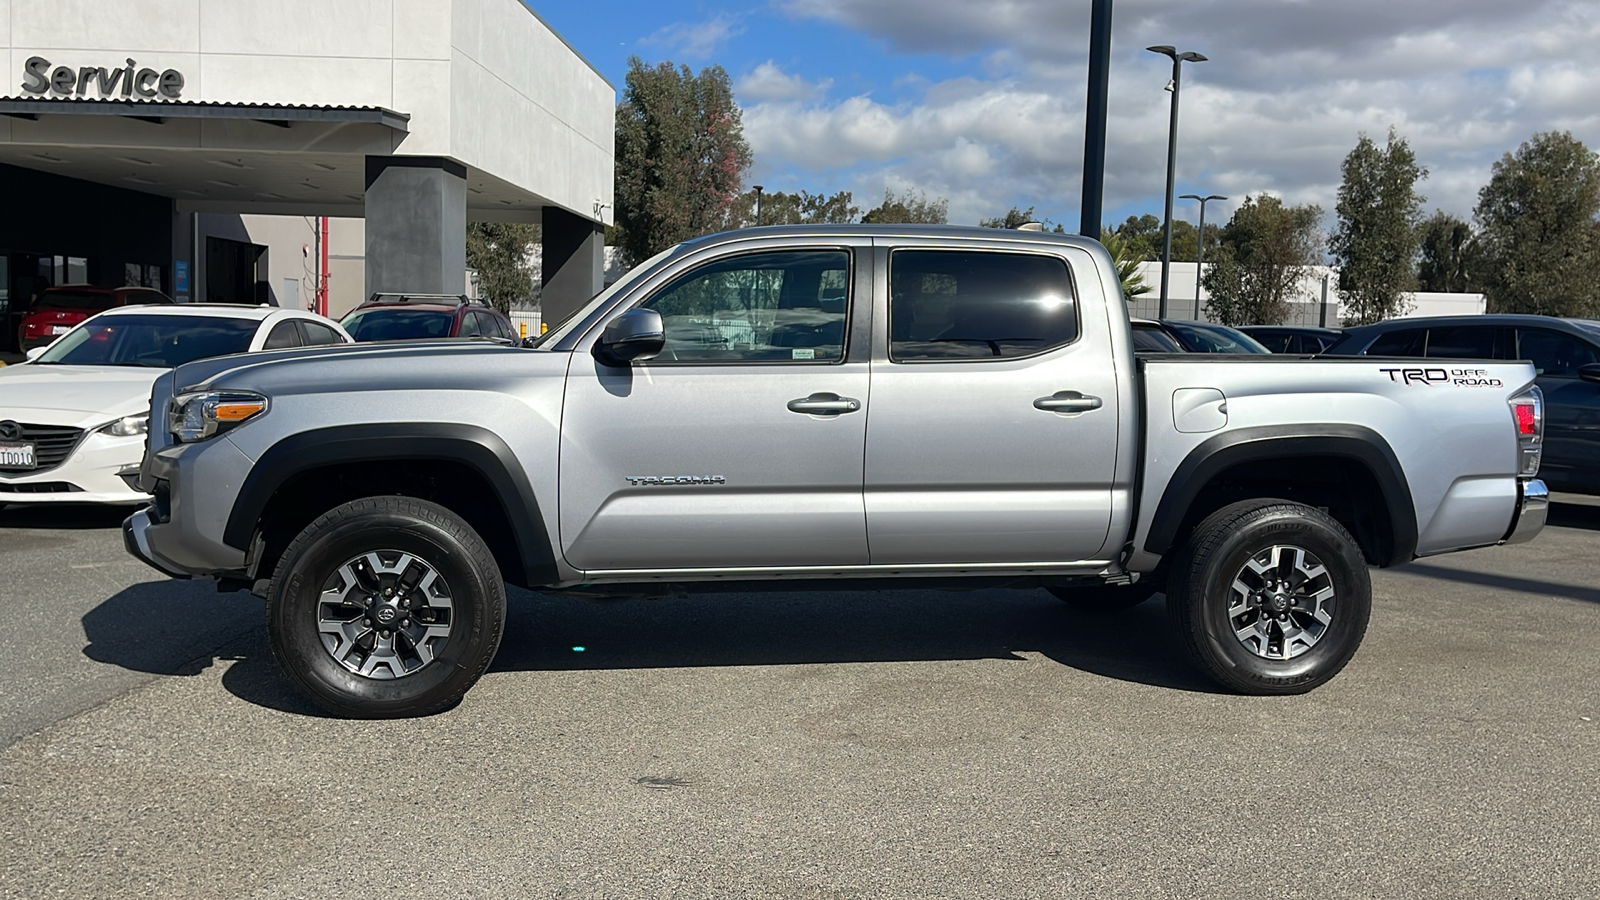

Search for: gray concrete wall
xmin=364 ymin=157 xmax=466 ymax=298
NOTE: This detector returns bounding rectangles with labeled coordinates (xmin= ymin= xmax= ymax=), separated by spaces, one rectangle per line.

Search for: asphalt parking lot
xmin=1 ymin=501 xmax=1596 ymax=899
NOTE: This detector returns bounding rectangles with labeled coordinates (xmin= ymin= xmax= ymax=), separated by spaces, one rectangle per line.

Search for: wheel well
xmin=248 ymin=459 xmax=527 ymax=588
xmin=1168 ymin=456 xmax=1397 ymax=566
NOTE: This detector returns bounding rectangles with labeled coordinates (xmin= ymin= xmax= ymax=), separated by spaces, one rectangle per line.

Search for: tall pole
xmin=1079 ymin=0 xmax=1114 ymax=238
xmin=1181 ymin=193 xmax=1225 ymax=319
xmin=753 ymin=185 xmax=764 ymax=227
xmin=1157 ymin=56 xmax=1182 ymax=319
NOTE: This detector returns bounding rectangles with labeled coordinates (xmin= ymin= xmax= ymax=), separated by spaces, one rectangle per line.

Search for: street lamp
xmin=753 ymin=185 xmax=764 ymax=227
xmin=1148 ymin=44 xmax=1207 ymax=319
xmin=1179 ymin=193 xmax=1226 ymax=318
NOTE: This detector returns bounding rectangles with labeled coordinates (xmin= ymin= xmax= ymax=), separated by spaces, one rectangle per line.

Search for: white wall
xmin=1134 ymin=261 xmax=1486 ymax=325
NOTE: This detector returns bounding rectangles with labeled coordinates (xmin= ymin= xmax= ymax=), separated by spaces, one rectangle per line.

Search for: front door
xmin=863 ymin=245 xmax=1120 ymax=564
xmin=559 ymin=244 xmax=871 ymax=572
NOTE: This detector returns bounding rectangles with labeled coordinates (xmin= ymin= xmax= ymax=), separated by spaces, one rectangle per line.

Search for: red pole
xmin=318 ymin=216 xmax=330 ymax=316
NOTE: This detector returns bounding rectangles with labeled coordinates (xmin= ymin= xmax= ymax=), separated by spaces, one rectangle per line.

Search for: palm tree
xmin=1099 ymin=229 xmax=1150 ymax=300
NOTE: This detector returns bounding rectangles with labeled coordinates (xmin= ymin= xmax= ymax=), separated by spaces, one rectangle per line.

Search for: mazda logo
xmin=0 ymin=421 xmax=22 ymax=441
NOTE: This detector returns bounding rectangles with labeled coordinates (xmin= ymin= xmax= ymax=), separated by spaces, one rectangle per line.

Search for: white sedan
xmin=0 ymin=304 xmax=350 ymax=506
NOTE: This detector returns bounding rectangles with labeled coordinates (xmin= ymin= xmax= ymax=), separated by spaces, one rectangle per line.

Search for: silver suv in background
xmin=124 ymin=226 xmax=1548 ymax=717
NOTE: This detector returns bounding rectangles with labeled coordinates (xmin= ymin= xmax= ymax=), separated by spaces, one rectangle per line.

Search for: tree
xmin=1201 ymin=194 xmax=1323 ymax=326
xmin=980 ymin=206 xmax=1036 ymax=229
xmin=1416 ymin=212 xmax=1476 ymax=293
xmin=861 ymin=188 xmax=948 ymax=224
xmin=1473 ymin=131 xmax=1600 ymax=316
xmin=1329 ymin=129 xmax=1428 ymax=325
xmin=466 ymin=222 xmax=538 ymax=313
xmin=1110 ymin=214 xmax=1162 ymax=260
xmin=614 ymin=57 xmax=752 ymax=263
xmin=736 ymin=188 xmax=859 ymax=226
xmin=1169 ymin=219 xmax=1220 ymax=264
xmin=1099 ymin=229 xmax=1150 ymax=299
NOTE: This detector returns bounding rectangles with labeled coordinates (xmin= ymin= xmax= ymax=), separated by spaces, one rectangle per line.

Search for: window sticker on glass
xmin=792 ymin=348 xmax=815 ymax=360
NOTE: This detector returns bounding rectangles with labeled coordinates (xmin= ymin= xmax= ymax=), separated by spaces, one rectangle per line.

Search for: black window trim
xmin=886 ymin=247 xmax=1082 ymax=365
xmin=628 ymin=246 xmax=856 ymax=368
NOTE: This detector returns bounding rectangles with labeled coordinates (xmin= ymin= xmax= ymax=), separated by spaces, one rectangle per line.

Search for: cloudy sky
xmin=537 ymin=0 xmax=1600 ymax=231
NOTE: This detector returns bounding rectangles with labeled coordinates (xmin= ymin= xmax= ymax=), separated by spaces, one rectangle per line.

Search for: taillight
xmin=1509 ymin=386 xmax=1543 ymax=477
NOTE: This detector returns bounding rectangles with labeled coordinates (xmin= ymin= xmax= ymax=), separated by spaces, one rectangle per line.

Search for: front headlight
xmin=168 ymin=391 xmax=268 ymax=443
xmin=97 ymin=413 xmax=150 ymax=437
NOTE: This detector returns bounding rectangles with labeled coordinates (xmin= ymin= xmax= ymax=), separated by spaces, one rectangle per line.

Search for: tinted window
xmin=1365 ymin=328 xmax=1426 ymax=357
xmin=34 ymin=315 xmax=259 ymax=368
xmin=263 ymin=321 xmax=302 ymax=350
xmin=1253 ymin=332 xmax=1294 ymax=353
xmin=341 ymin=309 xmax=456 ymax=341
xmin=1518 ymin=329 xmax=1600 ymax=377
xmin=460 ymin=312 xmax=485 ymax=337
xmin=300 ymin=321 xmax=345 ymax=345
xmin=1425 ymin=325 xmax=1502 ymax=359
xmin=642 ymin=249 xmax=850 ymax=363
xmin=890 ymin=250 xmax=1075 ymax=361
xmin=1163 ymin=322 xmax=1269 ymax=353
xmin=1132 ymin=324 xmax=1183 ymax=352
xmin=33 ymin=290 xmax=116 ymax=311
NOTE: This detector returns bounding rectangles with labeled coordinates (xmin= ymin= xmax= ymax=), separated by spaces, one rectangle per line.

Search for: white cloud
xmin=758 ymin=0 xmax=1600 ymax=227
xmin=735 ymin=62 xmax=833 ymax=103
xmin=640 ymin=14 xmax=743 ymax=59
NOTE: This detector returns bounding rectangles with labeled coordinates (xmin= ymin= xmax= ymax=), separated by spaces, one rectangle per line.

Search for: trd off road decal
xmin=1379 ymin=367 xmax=1504 ymax=387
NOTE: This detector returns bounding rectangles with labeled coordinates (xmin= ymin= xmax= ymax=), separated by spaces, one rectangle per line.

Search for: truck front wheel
xmin=1166 ymin=499 xmax=1371 ymax=695
xmin=266 ymin=496 xmax=506 ymax=718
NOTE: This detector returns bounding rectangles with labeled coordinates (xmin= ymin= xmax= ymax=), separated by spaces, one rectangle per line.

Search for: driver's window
xmin=1519 ymin=329 xmax=1600 ymax=377
xmin=640 ymin=250 xmax=850 ymax=363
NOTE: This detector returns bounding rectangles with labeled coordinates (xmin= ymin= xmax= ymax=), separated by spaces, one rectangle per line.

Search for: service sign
xmin=20 ymin=56 xmax=185 ymax=99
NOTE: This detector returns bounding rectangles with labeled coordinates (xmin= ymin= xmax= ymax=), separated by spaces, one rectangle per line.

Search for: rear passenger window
xmin=1518 ymin=329 xmax=1600 ymax=376
xmin=1365 ymin=328 xmax=1426 ymax=357
xmin=1426 ymin=326 xmax=1503 ymax=359
xmin=890 ymin=250 xmax=1077 ymax=361
xmin=641 ymin=249 xmax=850 ymax=363
xmin=299 ymin=321 xmax=344 ymax=345
xmin=263 ymin=321 xmax=302 ymax=350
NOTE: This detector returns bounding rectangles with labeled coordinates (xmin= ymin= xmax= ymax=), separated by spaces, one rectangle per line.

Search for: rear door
xmin=558 ymin=241 xmax=873 ymax=572
xmin=1516 ymin=327 xmax=1600 ymax=491
xmin=862 ymin=243 xmax=1119 ymax=564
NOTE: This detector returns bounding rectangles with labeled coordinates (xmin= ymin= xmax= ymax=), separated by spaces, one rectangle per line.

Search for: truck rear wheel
xmin=1166 ymin=499 xmax=1370 ymax=695
xmin=266 ymin=496 xmax=506 ymax=718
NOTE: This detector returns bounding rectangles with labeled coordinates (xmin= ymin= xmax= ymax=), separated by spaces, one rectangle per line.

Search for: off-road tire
xmin=1166 ymin=499 xmax=1371 ymax=695
xmin=266 ymin=496 xmax=506 ymax=718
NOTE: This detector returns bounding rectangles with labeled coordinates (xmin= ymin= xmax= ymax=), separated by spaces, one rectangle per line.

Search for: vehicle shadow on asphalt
xmin=0 ymin=504 xmax=135 ymax=530
xmin=80 ymin=585 xmax=1223 ymax=719
xmin=489 ymin=587 xmax=1223 ymax=693
xmin=1548 ymin=501 xmax=1600 ymax=532
xmin=1397 ymin=563 xmax=1600 ymax=606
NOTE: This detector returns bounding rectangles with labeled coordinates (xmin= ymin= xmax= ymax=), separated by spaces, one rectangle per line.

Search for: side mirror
xmin=25 ymin=347 xmax=47 ymax=362
xmin=592 ymin=308 xmax=665 ymax=367
xmin=1579 ymin=363 xmax=1600 ymax=384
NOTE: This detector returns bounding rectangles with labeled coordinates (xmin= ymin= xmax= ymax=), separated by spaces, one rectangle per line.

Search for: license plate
xmin=0 ymin=443 xmax=36 ymax=468
xmin=50 ymin=325 xmax=70 ymax=335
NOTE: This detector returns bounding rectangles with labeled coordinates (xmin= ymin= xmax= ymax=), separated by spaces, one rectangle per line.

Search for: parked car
xmin=340 ymin=294 xmax=518 ymax=344
xmin=1239 ymin=325 xmax=1344 ymax=354
xmin=0 ymin=305 xmax=349 ymax=506
xmin=1131 ymin=317 xmax=1185 ymax=352
xmin=1160 ymin=320 xmax=1272 ymax=353
xmin=1325 ymin=314 xmax=1600 ymax=494
xmin=17 ymin=285 xmax=174 ymax=352
xmin=126 ymin=225 xmax=1547 ymax=717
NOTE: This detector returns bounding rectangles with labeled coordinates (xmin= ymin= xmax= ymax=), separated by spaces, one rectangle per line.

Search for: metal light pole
xmin=1080 ymin=0 xmax=1114 ymax=238
xmin=753 ymin=185 xmax=764 ymax=227
xmin=1179 ymin=193 xmax=1225 ymax=318
xmin=1148 ymin=45 xmax=1207 ymax=319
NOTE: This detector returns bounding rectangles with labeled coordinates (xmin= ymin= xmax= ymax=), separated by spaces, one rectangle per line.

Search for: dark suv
xmin=339 ymin=294 xmax=518 ymax=344
xmin=1326 ymin=315 xmax=1600 ymax=493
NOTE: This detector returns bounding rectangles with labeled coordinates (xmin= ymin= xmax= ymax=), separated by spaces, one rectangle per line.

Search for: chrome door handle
xmin=787 ymin=392 xmax=862 ymax=415
xmin=1034 ymin=391 xmax=1102 ymax=413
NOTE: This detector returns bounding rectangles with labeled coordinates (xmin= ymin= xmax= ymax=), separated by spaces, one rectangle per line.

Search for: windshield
xmin=35 ymin=315 xmax=259 ymax=367
xmin=1165 ymin=321 xmax=1271 ymax=353
xmin=1131 ymin=323 xmax=1184 ymax=352
xmin=33 ymin=289 xmax=117 ymax=312
xmin=532 ymin=245 xmax=678 ymax=348
xmin=341 ymin=308 xmax=456 ymax=341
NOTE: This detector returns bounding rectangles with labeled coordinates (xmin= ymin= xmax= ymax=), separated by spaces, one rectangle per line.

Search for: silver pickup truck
xmin=123 ymin=225 xmax=1549 ymax=718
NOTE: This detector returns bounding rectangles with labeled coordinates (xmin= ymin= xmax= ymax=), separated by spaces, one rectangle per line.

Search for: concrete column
xmin=364 ymin=156 xmax=467 ymax=298
xmin=541 ymin=205 xmax=605 ymax=325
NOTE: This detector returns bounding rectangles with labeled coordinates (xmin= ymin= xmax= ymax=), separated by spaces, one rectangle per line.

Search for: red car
xmin=19 ymin=285 xmax=175 ymax=351
xmin=339 ymin=294 xmax=520 ymax=344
